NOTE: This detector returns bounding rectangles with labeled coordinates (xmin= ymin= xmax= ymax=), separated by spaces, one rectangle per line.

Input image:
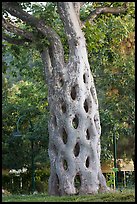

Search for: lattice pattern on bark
xmin=47 ymin=54 xmax=103 ymax=195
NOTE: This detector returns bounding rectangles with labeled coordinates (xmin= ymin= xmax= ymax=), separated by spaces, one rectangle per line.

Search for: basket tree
xmin=2 ymin=2 xmax=128 ymax=195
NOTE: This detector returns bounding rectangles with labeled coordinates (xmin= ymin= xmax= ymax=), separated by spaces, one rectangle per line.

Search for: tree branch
xmin=40 ymin=47 xmax=53 ymax=84
xmin=73 ymin=2 xmax=85 ymax=25
xmin=82 ymin=2 xmax=128 ymax=25
xmin=2 ymin=32 xmax=30 ymax=45
xmin=2 ymin=2 xmax=60 ymax=43
xmin=2 ymin=2 xmax=65 ymax=67
xmin=73 ymin=2 xmax=81 ymax=16
xmin=2 ymin=2 xmax=39 ymax=27
xmin=2 ymin=18 xmax=34 ymax=41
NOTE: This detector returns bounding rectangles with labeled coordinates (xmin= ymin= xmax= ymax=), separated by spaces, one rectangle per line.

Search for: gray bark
xmin=44 ymin=2 xmax=109 ymax=195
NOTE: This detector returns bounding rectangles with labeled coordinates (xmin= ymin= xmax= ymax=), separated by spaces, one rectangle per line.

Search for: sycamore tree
xmin=2 ymin=2 xmax=130 ymax=195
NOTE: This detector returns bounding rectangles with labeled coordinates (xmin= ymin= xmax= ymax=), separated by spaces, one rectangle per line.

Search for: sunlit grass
xmin=2 ymin=188 xmax=135 ymax=202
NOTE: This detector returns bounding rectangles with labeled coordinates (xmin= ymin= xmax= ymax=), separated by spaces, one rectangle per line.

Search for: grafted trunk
xmin=41 ymin=2 xmax=109 ymax=196
xmin=47 ymin=39 xmax=109 ymax=195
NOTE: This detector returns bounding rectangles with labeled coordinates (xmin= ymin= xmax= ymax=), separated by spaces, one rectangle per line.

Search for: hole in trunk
xmin=62 ymin=128 xmax=68 ymax=144
xmin=61 ymin=102 xmax=66 ymax=113
xmin=86 ymin=129 xmax=90 ymax=140
xmin=72 ymin=115 xmax=79 ymax=129
xmin=84 ymin=99 xmax=89 ymax=113
xmin=83 ymin=73 xmax=86 ymax=83
xmin=94 ymin=114 xmax=99 ymax=128
xmin=85 ymin=156 xmax=90 ymax=168
xmin=71 ymin=85 xmax=77 ymax=100
xmin=74 ymin=173 xmax=81 ymax=194
xmin=59 ymin=78 xmax=64 ymax=87
xmin=63 ymin=159 xmax=68 ymax=170
xmin=74 ymin=142 xmax=80 ymax=157
xmin=55 ymin=173 xmax=60 ymax=193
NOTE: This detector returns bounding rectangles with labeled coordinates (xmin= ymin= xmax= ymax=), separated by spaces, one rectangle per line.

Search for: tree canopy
xmin=2 ymin=2 xmax=135 ymax=170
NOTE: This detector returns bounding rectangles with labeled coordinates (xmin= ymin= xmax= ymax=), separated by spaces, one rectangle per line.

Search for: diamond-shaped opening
xmin=85 ymin=156 xmax=90 ymax=168
xmin=61 ymin=102 xmax=66 ymax=113
xmin=63 ymin=159 xmax=68 ymax=170
xmin=59 ymin=78 xmax=64 ymax=87
xmin=83 ymin=73 xmax=86 ymax=83
xmin=72 ymin=115 xmax=79 ymax=129
xmin=74 ymin=173 xmax=81 ymax=194
xmin=84 ymin=99 xmax=89 ymax=113
xmin=71 ymin=85 xmax=77 ymax=100
xmin=74 ymin=142 xmax=80 ymax=157
xmin=86 ymin=129 xmax=90 ymax=140
xmin=55 ymin=173 xmax=60 ymax=193
xmin=62 ymin=128 xmax=68 ymax=144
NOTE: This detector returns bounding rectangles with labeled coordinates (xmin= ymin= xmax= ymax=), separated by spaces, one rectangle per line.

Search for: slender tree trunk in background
xmin=41 ymin=2 xmax=109 ymax=195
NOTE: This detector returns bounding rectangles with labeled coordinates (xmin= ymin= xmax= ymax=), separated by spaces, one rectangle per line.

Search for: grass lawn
xmin=2 ymin=188 xmax=135 ymax=202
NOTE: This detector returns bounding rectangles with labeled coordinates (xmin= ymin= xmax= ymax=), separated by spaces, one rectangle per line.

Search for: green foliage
xmin=30 ymin=2 xmax=69 ymax=61
xmin=82 ymin=2 xmax=135 ymax=161
xmin=2 ymin=44 xmax=49 ymax=169
xmin=2 ymin=166 xmax=50 ymax=194
xmin=112 ymin=168 xmax=119 ymax=173
xmin=106 ymin=173 xmax=115 ymax=187
xmin=35 ymin=166 xmax=50 ymax=192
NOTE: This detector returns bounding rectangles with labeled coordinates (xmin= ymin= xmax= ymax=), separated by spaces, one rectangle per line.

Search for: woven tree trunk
xmin=2 ymin=1 xmax=129 ymax=197
xmin=41 ymin=2 xmax=109 ymax=196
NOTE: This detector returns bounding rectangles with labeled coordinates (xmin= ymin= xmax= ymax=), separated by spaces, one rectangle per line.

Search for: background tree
xmin=2 ymin=45 xmax=49 ymax=169
xmin=82 ymin=2 xmax=135 ymax=163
